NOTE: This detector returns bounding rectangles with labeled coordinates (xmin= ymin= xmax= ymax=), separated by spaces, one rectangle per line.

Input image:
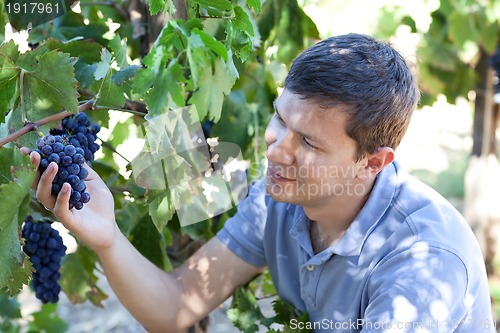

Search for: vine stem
xmin=0 ymin=100 xmax=95 ymax=147
xmin=100 ymin=140 xmax=131 ymax=163
xmin=94 ymin=105 xmax=147 ymax=117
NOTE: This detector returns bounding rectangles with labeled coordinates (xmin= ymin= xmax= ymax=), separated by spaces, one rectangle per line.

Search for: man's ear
xmin=356 ymin=147 xmax=395 ymax=181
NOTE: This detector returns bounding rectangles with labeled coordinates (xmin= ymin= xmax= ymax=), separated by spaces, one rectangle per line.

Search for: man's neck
xmin=304 ymin=178 xmax=376 ymax=254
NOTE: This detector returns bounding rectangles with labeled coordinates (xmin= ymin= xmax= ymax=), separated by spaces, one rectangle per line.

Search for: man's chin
xmin=265 ymin=180 xmax=298 ymax=203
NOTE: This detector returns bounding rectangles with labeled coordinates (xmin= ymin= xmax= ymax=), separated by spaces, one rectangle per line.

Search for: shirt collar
xmin=288 ymin=161 xmax=399 ymax=259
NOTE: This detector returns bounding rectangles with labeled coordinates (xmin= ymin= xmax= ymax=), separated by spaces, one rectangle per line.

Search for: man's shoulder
xmin=391 ymin=163 xmax=462 ymax=221
xmin=385 ymin=162 xmax=481 ymax=263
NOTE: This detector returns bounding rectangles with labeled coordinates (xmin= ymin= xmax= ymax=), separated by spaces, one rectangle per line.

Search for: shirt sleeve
xmin=216 ymin=179 xmax=268 ymax=268
xmin=361 ymin=242 xmax=493 ymax=333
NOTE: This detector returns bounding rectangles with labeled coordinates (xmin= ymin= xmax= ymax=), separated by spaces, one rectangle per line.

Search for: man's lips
xmin=268 ymin=167 xmax=296 ymax=181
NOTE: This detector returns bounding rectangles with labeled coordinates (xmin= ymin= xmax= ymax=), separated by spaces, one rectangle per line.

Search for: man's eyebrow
xmin=272 ymin=100 xmax=324 ymax=145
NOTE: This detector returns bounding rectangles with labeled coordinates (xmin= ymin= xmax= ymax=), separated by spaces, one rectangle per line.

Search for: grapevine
xmin=21 ymin=216 xmax=67 ymax=304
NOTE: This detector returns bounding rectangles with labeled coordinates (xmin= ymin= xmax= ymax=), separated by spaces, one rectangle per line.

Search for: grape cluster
xmin=34 ymin=112 xmax=101 ymax=210
xmin=22 ymin=216 xmax=66 ymax=304
xmin=50 ymin=112 xmax=101 ymax=164
xmin=34 ymin=133 xmax=91 ymax=210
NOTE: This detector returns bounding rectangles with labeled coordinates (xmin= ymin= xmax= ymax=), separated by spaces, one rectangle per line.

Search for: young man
xmin=27 ymin=34 xmax=494 ymax=332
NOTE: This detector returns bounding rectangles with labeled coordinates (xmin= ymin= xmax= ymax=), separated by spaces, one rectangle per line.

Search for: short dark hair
xmin=284 ymin=33 xmax=420 ymax=161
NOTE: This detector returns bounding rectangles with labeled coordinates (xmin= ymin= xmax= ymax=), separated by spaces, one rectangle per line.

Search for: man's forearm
xmin=95 ymin=225 xmax=190 ymax=333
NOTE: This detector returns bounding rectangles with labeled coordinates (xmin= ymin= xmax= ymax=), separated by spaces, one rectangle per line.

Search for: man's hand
xmin=21 ymin=147 xmax=118 ymax=253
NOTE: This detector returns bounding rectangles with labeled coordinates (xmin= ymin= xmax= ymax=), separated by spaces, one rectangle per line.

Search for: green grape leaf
xmin=192 ymin=28 xmax=228 ymax=61
xmin=93 ymin=68 xmax=127 ymax=108
xmin=0 ymin=150 xmax=34 ymax=293
xmin=42 ymin=38 xmax=102 ymax=64
xmin=210 ymin=91 xmax=252 ymax=149
xmin=32 ymin=303 xmax=68 ymax=333
xmin=59 ymin=249 xmax=108 ymax=306
xmin=232 ymin=6 xmax=255 ymax=37
xmin=149 ymin=190 xmax=176 ymax=232
xmin=0 ymin=0 xmax=6 ymax=43
xmin=189 ymin=54 xmax=238 ymax=121
xmin=149 ymin=0 xmax=165 ymax=15
xmin=227 ymin=287 xmax=263 ymax=333
xmin=476 ymin=17 xmax=498 ymax=54
xmin=0 ymin=291 xmax=22 ymax=319
xmin=75 ymin=62 xmax=98 ymax=90
xmin=448 ymin=11 xmax=479 ymax=49
xmin=0 ymin=41 xmax=20 ymax=121
xmin=4 ymin=255 xmax=33 ymax=297
xmin=247 ymin=0 xmax=262 ymax=15
xmin=144 ymin=60 xmax=186 ymax=117
xmin=94 ymin=48 xmax=112 ymax=81
xmin=132 ymin=45 xmax=169 ymax=95
xmin=190 ymin=0 xmax=232 ymax=12
xmin=149 ymin=0 xmax=176 ymax=15
xmin=416 ymin=38 xmax=456 ymax=71
xmin=130 ymin=214 xmax=171 ymax=271
xmin=108 ymin=36 xmax=129 ymax=69
xmin=22 ymin=49 xmax=80 ymax=114
xmin=112 ymin=65 xmax=140 ymax=85
xmin=0 ymin=224 xmax=31 ymax=282
xmin=116 ymin=197 xmax=149 ymax=236
xmin=187 ymin=33 xmax=213 ymax=87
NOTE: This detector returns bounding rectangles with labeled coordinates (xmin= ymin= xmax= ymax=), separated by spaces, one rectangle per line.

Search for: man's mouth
xmin=267 ymin=166 xmax=296 ymax=182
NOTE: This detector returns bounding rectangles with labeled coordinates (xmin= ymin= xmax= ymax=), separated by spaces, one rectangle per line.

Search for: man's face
xmin=264 ymin=89 xmax=368 ymax=207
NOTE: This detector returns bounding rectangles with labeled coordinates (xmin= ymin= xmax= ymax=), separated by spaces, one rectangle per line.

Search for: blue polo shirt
xmin=217 ymin=161 xmax=494 ymax=332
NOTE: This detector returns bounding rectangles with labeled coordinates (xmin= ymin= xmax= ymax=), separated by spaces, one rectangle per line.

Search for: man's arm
xmin=23 ymin=148 xmax=264 ymax=333
xmin=98 ymin=230 xmax=263 ymax=333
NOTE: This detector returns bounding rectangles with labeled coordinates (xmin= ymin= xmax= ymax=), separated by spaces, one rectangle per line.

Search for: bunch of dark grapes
xmin=490 ymin=45 xmax=500 ymax=94
xmin=34 ymin=133 xmax=91 ymax=210
xmin=50 ymin=112 xmax=101 ymax=164
xmin=22 ymin=216 xmax=66 ymax=304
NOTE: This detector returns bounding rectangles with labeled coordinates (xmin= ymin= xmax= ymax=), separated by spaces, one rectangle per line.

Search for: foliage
xmin=374 ymin=0 xmax=500 ymax=106
xmin=0 ymin=0 xmax=319 ymax=331
xmin=228 ymin=272 xmax=311 ymax=332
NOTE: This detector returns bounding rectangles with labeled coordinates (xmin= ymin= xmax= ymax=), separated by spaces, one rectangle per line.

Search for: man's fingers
xmin=35 ymin=161 xmax=57 ymax=209
xmin=20 ymin=147 xmax=31 ymax=156
xmin=53 ymin=182 xmax=73 ymax=225
xmin=28 ymin=150 xmax=41 ymax=191
xmin=29 ymin=151 xmax=40 ymax=169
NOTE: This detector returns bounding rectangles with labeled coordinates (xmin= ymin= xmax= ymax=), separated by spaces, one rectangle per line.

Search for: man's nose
xmin=265 ymin=129 xmax=295 ymax=166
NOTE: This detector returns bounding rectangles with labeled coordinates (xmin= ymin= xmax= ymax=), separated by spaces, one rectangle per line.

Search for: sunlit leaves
xmin=189 ymin=54 xmax=238 ymax=121
xmin=23 ymin=50 xmax=80 ymax=114
xmin=94 ymin=49 xmax=112 ymax=81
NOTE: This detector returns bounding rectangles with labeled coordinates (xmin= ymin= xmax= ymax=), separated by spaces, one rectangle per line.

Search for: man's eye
xmin=303 ymin=137 xmax=317 ymax=150
xmin=274 ymin=113 xmax=285 ymax=125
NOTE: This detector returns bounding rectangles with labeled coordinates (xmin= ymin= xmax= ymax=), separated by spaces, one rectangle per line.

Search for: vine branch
xmin=0 ymin=100 xmax=95 ymax=147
